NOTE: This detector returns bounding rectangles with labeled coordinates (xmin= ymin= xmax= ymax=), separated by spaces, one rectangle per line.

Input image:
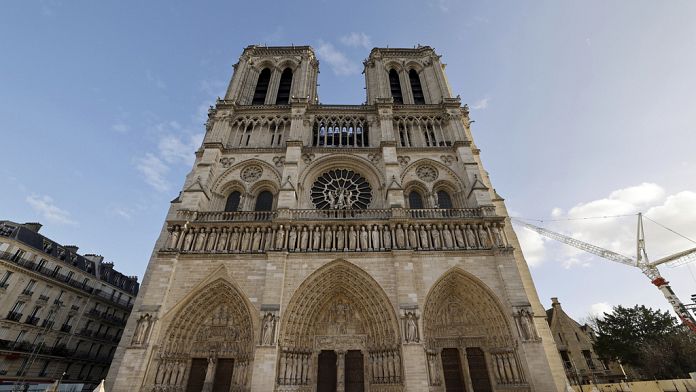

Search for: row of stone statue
xmin=153 ymin=356 xmax=250 ymax=392
xmin=369 ymin=349 xmax=403 ymax=384
xmin=166 ymin=221 xmax=508 ymax=253
xmin=277 ymin=350 xmax=312 ymax=385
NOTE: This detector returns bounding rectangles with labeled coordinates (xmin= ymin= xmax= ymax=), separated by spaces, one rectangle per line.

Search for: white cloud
xmin=159 ymin=133 xmax=203 ymax=165
xmin=471 ymin=97 xmax=489 ymax=110
xmin=199 ymin=79 xmax=227 ymax=97
xmin=112 ymin=123 xmax=129 ymax=133
xmin=340 ymin=32 xmax=372 ymax=49
xmin=517 ymin=228 xmax=547 ymax=267
xmin=316 ymin=41 xmax=360 ymax=76
xmin=589 ymin=302 xmax=612 ymax=318
xmin=26 ymin=194 xmax=76 ymax=225
xmin=135 ymin=153 xmax=170 ymax=192
xmin=533 ymin=183 xmax=696 ymax=268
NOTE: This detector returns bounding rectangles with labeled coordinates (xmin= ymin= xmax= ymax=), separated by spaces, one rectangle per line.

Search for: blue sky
xmin=2 ymin=0 xmax=696 ymax=321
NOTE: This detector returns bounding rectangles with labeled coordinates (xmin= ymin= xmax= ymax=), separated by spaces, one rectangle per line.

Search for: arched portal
xmin=154 ymin=279 xmax=255 ymax=392
xmin=423 ymin=269 xmax=526 ymax=391
xmin=278 ymin=260 xmax=402 ymax=392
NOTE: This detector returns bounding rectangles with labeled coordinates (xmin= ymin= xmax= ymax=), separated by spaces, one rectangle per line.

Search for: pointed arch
xmin=409 ymin=69 xmax=425 ymax=104
xmin=279 ymin=259 xmax=400 ymax=351
xmin=388 ymin=69 xmax=404 ymax=104
xmin=423 ymin=268 xmax=513 ymax=348
xmin=275 ymin=67 xmax=293 ymax=105
xmin=252 ymin=68 xmax=271 ymax=105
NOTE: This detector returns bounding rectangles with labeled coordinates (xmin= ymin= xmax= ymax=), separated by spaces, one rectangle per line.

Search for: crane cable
xmin=642 ymin=215 xmax=696 ymax=244
xmin=511 ymin=213 xmax=636 ymax=223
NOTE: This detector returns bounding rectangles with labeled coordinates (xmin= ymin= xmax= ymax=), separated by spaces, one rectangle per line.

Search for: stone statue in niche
xmin=202 ymin=353 xmax=217 ymax=392
xmin=426 ymin=351 xmax=441 ymax=385
xmin=465 ymin=224 xmax=478 ymax=249
xmin=442 ymin=224 xmax=454 ymax=249
xmin=288 ymin=226 xmax=297 ymax=251
xmin=252 ymin=227 xmax=262 ymax=251
xmin=260 ymin=312 xmax=277 ymax=345
xmin=194 ymin=228 xmax=207 ymax=251
xmin=230 ymin=227 xmax=241 ymax=252
xmin=241 ymin=228 xmax=251 ymax=252
xmin=264 ymin=227 xmax=274 ymax=250
xmin=312 ymin=227 xmax=321 ymax=250
xmin=419 ymin=225 xmax=430 ymax=249
xmin=395 ymin=224 xmax=406 ymax=249
xmin=407 ymin=225 xmax=418 ymax=249
xmin=206 ymin=228 xmax=217 ymax=251
xmin=131 ymin=313 xmax=154 ymax=346
xmin=323 ymin=226 xmax=333 ymax=250
xmin=404 ymin=312 xmax=419 ymax=343
xmin=516 ymin=308 xmax=539 ymax=341
xmin=167 ymin=226 xmax=180 ymax=250
xmin=453 ymin=224 xmax=465 ymax=248
xmin=478 ymin=224 xmax=490 ymax=248
xmin=359 ymin=226 xmax=369 ymax=250
xmin=371 ymin=225 xmax=380 ymax=250
xmin=431 ymin=225 xmax=442 ymax=249
xmin=275 ymin=225 xmax=285 ymax=250
xmin=348 ymin=226 xmax=357 ymax=250
xmin=182 ymin=229 xmax=194 ymax=251
xmin=299 ymin=226 xmax=309 ymax=251
xmin=216 ymin=228 xmax=228 ymax=251
xmin=382 ymin=225 xmax=392 ymax=249
xmin=336 ymin=226 xmax=345 ymax=250
xmin=333 ymin=300 xmax=351 ymax=334
xmin=492 ymin=224 xmax=505 ymax=247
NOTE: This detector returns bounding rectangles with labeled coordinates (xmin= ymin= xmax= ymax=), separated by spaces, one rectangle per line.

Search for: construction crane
xmin=512 ymin=213 xmax=696 ymax=334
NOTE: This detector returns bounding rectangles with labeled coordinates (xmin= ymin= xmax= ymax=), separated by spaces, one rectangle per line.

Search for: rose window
xmin=311 ymin=169 xmax=372 ymax=210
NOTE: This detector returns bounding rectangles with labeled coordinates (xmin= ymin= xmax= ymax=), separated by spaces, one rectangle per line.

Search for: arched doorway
xmin=153 ymin=279 xmax=255 ymax=392
xmin=277 ymin=260 xmax=403 ymax=392
xmin=423 ymin=269 xmax=527 ymax=391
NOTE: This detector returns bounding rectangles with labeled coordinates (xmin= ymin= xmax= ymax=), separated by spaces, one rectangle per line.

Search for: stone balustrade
xmin=162 ymin=208 xmax=509 ymax=254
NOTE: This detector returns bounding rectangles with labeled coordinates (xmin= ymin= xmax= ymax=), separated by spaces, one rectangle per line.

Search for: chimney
xmin=23 ymin=222 xmax=42 ymax=233
xmin=84 ymin=254 xmax=104 ymax=263
xmin=64 ymin=245 xmax=79 ymax=253
xmin=551 ymin=297 xmax=561 ymax=307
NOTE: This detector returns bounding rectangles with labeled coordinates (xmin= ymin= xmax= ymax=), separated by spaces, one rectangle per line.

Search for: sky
xmin=1 ymin=0 xmax=696 ymax=322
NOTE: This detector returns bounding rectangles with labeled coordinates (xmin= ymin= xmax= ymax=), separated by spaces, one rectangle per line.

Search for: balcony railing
xmin=60 ymin=324 xmax=72 ymax=333
xmin=0 ymin=251 xmax=133 ymax=310
xmin=6 ymin=311 xmax=22 ymax=322
xmin=164 ymin=207 xmax=508 ymax=254
xmin=25 ymin=316 xmax=40 ymax=325
xmin=41 ymin=320 xmax=55 ymax=329
xmin=38 ymin=294 xmax=50 ymax=301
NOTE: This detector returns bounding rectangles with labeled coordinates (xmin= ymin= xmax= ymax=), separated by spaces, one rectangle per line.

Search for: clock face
xmin=311 ymin=169 xmax=372 ymax=210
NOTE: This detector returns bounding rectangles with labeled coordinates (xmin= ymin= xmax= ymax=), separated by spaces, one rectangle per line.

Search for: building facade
xmin=0 ymin=220 xmax=139 ymax=389
xmin=546 ymin=298 xmax=627 ymax=385
xmin=107 ymin=45 xmax=568 ymax=392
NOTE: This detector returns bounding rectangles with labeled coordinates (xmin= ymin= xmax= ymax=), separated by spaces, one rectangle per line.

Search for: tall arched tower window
xmin=254 ymin=191 xmax=274 ymax=211
xmin=225 ymin=191 xmax=241 ymax=212
xmin=409 ymin=69 xmax=425 ymax=104
xmin=252 ymin=68 xmax=271 ymax=105
xmin=437 ymin=190 xmax=453 ymax=209
xmin=389 ymin=69 xmax=403 ymax=104
xmin=276 ymin=68 xmax=293 ymax=105
xmin=408 ymin=191 xmax=424 ymax=209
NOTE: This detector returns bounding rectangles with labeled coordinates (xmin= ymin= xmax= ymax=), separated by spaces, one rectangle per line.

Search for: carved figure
xmin=261 ymin=313 xmax=276 ymax=345
xmin=382 ymin=225 xmax=392 ymax=249
xmin=312 ymin=226 xmax=321 ymax=250
xmin=323 ymin=226 xmax=333 ymax=250
xmin=230 ymin=227 xmax=241 ymax=252
xmin=299 ymin=226 xmax=309 ymax=251
xmin=465 ymin=224 xmax=478 ymax=249
xmin=404 ymin=312 xmax=419 ymax=342
xmin=182 ymin=228 xmax=194 ymax=251
xmin=492 ymin=223 xmax=505 ymax=247
xmin=216 ymin=228 xmax=228 ymax=251
xmin=419 ymin=225 xmax=430 ymax=249
xmin=348 ymin=226 xmax=357 ymax=250
xmin=431 ymin=225 xmax=442 ymax=249
xmin=288 ymin=226 xmax=297 ymax=251
xmin=517 ymin=308 xmax=538 ymax=340
xmin=359 ymin=226 xmax=369 ymax=250
xmin=206 ymin=228 xmax=217 ymax=251
xmin=371 ymin=225 xmax=380 ymax=250
xmin=395 ymin=223 xmax=406 ymax=249
xmin=453 ymin=224 xmax=465 ymax=248
xmin=407 ymin=225 xmax=418 ymax=249
xmin=168 ymin=226 xmax=180 ymax=249
xmin=336 ymin=226 xmax=345 ymax=250
xmin=241 ymin=228 xmax=251 ymax=252
xmin=442 ymin=224 xmax=454 ymax=249
xmin=264 ymin=227 xmax=274 ymax=250
xmin=252 ymin=227 xmax=262 ymax=251
xmin=194 ymin=228 xmax=207 ymax=251
xmin=275 ymin=225 xmax=285 ymax=250
xmin=131 ymin=313 xmax=154 ymax=346
xmin=478 ymin=224 xmax=490 ymax=248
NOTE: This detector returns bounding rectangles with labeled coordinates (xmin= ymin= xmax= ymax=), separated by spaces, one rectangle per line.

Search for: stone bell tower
xmin=107 ymin=45 xmax=568 ymax=392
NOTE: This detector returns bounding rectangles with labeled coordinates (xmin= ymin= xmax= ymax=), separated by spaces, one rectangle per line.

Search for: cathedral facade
xmin=106 ymin=45 xmax=568 ymax=392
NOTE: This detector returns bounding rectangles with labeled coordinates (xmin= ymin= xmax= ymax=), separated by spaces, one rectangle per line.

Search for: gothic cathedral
xmin=106 ymin=45 xmax=568 ymax=392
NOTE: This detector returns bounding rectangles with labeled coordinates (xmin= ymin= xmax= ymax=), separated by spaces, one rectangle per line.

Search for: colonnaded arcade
xmin=106 ymin=45 xmax=569 ymax=391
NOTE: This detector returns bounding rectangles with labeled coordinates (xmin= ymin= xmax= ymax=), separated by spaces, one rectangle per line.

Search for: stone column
xmin=459 ymin=349 xmax=475 ymax=392
xmin=201 ymin=356 xmax=217 ymax=392
xmin=336 ymin=350 xmax=346 ymax=392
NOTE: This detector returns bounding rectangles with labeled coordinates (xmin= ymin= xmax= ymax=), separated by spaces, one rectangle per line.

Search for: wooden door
xmin=466 ymin=347 xmax=492 ymax=392
xmin=212 ymin=358 xmax=234 ymax=392
xmin=441 ymin=348 xmax=465 ymax=392
xmin=345 ymin=350 xmax=364 ymax=392
xmin=317 ymin=350 xmax=337 ymax=392
xmin=185 ymin=358 xmax=208 ymax=392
